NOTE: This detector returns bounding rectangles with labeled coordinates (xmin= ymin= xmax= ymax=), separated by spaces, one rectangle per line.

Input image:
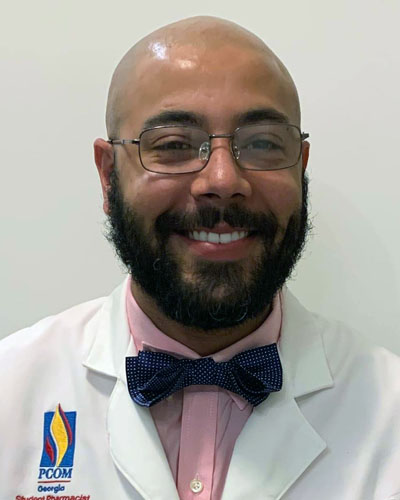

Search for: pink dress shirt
xmin=125 ymin=277 xmax=282 ymax=500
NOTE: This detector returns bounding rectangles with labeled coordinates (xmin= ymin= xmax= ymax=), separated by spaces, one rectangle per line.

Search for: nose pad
xmin=232 ymin=143 xmax=241 ymax=160
xmin=199 ymin=141 xmax=211 ymax=161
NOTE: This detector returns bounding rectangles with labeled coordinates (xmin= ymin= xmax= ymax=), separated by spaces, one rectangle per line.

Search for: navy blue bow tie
xmin=125 ymin=343 xmax=283 ymax=408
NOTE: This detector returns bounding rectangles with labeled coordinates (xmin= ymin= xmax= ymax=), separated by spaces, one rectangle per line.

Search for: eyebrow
xmin=142 ymin=110 xmax=204 ymax=130
xmin=141 ymin=107 xmax=290 ymax=131
xmin=235 ymin=108 xmax=290 ymax=126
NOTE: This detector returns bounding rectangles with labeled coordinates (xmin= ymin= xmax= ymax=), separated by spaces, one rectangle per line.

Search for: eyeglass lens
xmin=139 ymin=124 xmax=301 ymax=173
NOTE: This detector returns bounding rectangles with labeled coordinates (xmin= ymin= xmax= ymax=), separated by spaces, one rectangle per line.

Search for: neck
xmin=130 ymin=281 xmax=271 ymax=356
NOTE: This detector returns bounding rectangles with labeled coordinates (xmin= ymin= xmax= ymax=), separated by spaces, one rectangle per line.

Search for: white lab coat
xmin=1 ymin=277 xmax=400 ymax=500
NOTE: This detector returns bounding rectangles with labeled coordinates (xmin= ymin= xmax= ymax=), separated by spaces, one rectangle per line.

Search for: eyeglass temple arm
xmin=107 ymin=139 xmax=140 ymax=145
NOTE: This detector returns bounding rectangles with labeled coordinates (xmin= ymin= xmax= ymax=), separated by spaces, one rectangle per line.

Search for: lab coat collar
xmin=83 ymin=278 xmax=333 ymax=500
xmin=83 ymin=277 xmax=131 ymax=378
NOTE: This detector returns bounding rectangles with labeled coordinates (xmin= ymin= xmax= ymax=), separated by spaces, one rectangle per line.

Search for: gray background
xmin=1 ymin=0 xmax=399 ymax=354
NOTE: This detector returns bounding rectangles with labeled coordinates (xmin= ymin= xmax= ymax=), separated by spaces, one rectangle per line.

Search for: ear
xmin=301 ymin=140 xmax=310 ymax=171
xmin=94 ymin=138 xmax=114 ymax=215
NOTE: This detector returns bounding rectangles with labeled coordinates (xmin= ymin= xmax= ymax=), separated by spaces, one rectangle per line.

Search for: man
xmin=1 ymin=16 xmax=399 ymax=500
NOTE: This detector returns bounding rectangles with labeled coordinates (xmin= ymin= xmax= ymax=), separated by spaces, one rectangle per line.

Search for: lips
xmin=172 ymin=226 xmax=257 ymax=261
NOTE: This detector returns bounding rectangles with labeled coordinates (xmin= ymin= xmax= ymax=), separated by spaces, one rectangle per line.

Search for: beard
xmin=105 ymin=169 xmax=311 ymax=331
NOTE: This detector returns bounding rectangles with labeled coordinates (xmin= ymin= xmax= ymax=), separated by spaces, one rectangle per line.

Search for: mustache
xmin=154 ymin=204 xmax=280 ymax=241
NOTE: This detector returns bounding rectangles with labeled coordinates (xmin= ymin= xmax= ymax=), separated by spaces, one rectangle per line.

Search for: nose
xmin=190 ymin=139 xmax=252 ymax=202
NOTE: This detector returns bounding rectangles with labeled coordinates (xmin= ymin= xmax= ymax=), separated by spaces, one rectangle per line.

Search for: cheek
xmin=252 ymin=170 xmax=303 ymax=221
xmin=123 ymin=169 xmax=190 ymax=221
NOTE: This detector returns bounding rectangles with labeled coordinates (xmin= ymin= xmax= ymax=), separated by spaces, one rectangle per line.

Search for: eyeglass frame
xmin=107 ymin=123 xmax=310 ymax=175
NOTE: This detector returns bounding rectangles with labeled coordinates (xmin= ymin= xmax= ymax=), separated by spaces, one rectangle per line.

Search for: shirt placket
xmin=177 ymin=387 xmax=219 ymax=500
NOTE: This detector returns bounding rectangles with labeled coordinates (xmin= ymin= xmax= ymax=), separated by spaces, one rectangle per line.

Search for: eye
xmin=153 ymin=140 xmax=192 ymax=151
xmin=244 ymin=138 xmax=282 ymax=151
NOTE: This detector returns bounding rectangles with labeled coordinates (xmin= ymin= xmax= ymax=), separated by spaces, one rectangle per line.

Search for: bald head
xmin=106 ymin=16 xmax=300 ymax=139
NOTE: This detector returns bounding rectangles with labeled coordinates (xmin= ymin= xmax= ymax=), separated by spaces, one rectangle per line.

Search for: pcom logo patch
xmin=38 ymin=404 xmax=77 ymax=482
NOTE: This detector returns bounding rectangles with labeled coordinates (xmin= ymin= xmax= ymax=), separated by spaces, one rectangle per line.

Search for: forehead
xmin=120 ymin=43 xmax=298 ymax=134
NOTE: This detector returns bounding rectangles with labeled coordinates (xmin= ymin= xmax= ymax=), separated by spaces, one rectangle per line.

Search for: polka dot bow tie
xmin=125 ymin=343 xmax=283 ymax=408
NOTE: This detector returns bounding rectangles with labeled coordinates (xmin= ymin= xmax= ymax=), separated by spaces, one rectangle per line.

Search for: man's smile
xmin=171 ymin=224 xmax=258 ymax=261
xmin=187 ymin=229 xmax=249 ymax=243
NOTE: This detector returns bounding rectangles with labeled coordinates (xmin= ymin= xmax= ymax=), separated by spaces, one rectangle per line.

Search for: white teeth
xmin=208 ymin=232 xmax=220 ymax=243
xmin=220 ymin=233 xmax=232 ymax=244
xmin=187 ymin=230 xmax=249 ymax=243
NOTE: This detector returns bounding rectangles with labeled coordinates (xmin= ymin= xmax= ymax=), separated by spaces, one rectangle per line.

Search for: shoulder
xmin=309 ymin=309 xmax=400 ymax=412
xmin=283 ymin=287 xmax=400 ymax=369
xmin=0 ymin=295 xmax=106 ymax=369
xmin=282 ymin=287 xmax=400 ymax=397
xmin=314 ymin=311 xmax=400 ymax=377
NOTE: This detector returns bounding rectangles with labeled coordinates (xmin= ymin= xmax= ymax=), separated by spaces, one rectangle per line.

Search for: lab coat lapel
xmin=83 ymin=278 xmax=179 ymax=500
xmin=222 ymin=288 xmax=334 ymax=500
xmin=108 ymin=343 xmax=179 ymax=500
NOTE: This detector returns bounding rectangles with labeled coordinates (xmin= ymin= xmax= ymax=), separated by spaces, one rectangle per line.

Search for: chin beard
xmin=105 ymin=169 xmax=311 ymax=331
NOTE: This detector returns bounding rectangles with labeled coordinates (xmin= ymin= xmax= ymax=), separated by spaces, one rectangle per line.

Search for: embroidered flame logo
xmin=45 ymin=404 xmax=73 ymax=467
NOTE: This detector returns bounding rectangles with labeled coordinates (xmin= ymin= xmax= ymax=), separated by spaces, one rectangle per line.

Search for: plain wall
xmin=1 ymin=0 xmax=399 ymax=353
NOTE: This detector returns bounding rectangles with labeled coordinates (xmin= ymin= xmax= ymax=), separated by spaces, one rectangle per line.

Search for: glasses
xmin=108 ymin=124 xmax=309 ymax=175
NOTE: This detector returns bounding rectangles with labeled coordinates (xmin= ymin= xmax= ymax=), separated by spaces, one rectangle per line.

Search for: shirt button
xmin=190 ymin=478 xmax=203 ymax=493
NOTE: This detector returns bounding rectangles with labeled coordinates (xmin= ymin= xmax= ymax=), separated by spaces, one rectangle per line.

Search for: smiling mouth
xmin=175 ymin=229 xmax=258 ymax=244
xmin=171 ymin=226 xmax=259 ymax=261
